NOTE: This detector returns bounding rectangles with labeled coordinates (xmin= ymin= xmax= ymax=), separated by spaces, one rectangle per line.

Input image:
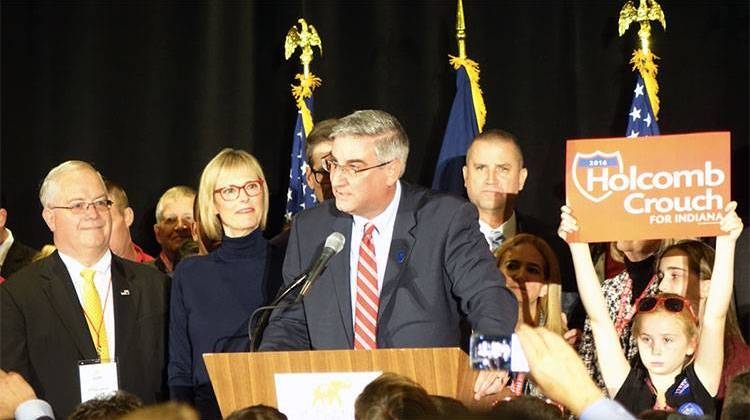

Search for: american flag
xmin=626 ymin=74 xmax=660 ymax=137
xmin=284 ymin=96 xmax=317 ymax=222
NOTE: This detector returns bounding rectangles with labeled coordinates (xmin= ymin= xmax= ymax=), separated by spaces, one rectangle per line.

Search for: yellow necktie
xmin=80 ymin=269 xmax=110 ymax=361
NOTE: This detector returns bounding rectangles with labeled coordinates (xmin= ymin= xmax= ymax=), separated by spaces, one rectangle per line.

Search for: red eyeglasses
xmin=636 ymin=296 xmax=698 ymax=324
xmin=213 ymin=180 xmax=264 ymax=201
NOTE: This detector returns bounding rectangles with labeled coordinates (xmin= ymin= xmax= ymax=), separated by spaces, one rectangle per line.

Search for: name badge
xmin=78 ymin=359 xmax=119 ymax=402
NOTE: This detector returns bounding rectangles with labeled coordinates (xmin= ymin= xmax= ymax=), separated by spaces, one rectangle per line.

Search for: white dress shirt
xmin=349 ymin=181 xmax=402 ymax=325
xmin=0 ymin=228 xmax=16 ymax=270
xmin=58 ymin=250 xmax=116 ymax=358
xmin=479 ymin=211 xmax=518 ymax=250
xmin=15 ymin=398 xmax=55 ymax=420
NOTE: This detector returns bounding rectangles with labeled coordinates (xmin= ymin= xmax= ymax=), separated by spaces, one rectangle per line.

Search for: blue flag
xmin=284 ymin=96 xmax=317 ymax=222
xmin=432 ymin=65 xmax=480 ymax=194
xmin=626 ymin=74 xmax=660 ymax=137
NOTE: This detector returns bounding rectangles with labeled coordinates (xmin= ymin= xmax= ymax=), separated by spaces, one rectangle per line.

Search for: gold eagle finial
xmin=284 ymin=18 xmax=322 ymax=77
xmin=618 ymin=0 xmax=666 ymax=54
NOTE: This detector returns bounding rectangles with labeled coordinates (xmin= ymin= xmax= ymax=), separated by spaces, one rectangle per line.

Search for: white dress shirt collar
xmin=478 ymin=211 xmax=517 ymax=249
xmin=352 ymin=181 xmax=402 ymax=235
xmin=0 ymin=228 xmax=15 ymax=268
xmin=58 ymin=249 xmax=112 ymax=277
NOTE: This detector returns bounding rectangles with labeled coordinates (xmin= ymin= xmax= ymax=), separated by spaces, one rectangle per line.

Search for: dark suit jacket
xmin=260 ymin=182 xmax=518 ymax=351
xmin=1 ymin=251 xmax=169 ymax=418
xmin=1 ymin=239 xmax=38 ymax=278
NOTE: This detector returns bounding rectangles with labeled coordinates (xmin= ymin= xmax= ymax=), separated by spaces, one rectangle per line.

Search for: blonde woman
xmin=494 ymin=233 xmax=566 ymax=403
xmin=168 ymin=149 xmax=283 ymax=419
xmin=495 ymin=234 xmax=565 ymax=336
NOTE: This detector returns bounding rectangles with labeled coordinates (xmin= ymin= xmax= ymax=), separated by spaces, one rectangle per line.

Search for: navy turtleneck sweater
xmin=168 ymin=230 xmax=270 ymax=396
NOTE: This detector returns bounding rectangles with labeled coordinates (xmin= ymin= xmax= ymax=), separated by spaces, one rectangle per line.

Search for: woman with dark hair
xmin=657 ymin=239 xmax=750 ymax=402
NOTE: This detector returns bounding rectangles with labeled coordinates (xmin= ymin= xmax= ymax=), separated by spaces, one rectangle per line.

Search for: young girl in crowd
xmin=577 ymin=237 xmax=671 ymax=390
xmin=494 ymin=234 xmax=565 ymax=402
xmin=558 ymin=202 xmax=742 ymax=416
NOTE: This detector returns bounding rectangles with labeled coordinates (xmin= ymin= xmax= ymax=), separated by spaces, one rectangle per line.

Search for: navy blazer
xmin=260 ymin=182 xmax=518 ymax=350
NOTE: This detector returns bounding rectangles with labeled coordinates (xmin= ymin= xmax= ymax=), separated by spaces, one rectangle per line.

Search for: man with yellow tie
xmin=1 ymin=161 xmax=169 ymax=418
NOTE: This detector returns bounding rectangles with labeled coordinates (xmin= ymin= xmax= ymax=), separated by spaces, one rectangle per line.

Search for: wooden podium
xmin=204 ymin=348 xmax=482 ymax=417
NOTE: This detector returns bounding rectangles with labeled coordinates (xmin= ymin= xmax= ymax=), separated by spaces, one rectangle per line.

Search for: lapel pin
xmin=396 ymin=250 xmax=406 ymax=264
xmin=120 ymin=289 xmax=130 ymax=296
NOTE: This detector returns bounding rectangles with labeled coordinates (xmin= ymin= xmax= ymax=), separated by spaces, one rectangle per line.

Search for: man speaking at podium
xmin=260 ymin=110 xmax=518 ymax=398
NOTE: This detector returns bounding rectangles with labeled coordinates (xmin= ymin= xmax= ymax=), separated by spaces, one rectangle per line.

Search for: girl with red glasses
xmin=558 ymin=202 xmax=743 ymax=417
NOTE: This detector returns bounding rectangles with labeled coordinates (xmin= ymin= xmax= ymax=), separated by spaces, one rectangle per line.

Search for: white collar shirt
xmin=349 ymin=181 xmax=402 ymax=325
xmin=0 ymin=228 xmax=15 ymax=270
xmin=479 ymin=211 xmax=518 ymax=251
xmin=58 ymin=250 xmax=116 ymax=358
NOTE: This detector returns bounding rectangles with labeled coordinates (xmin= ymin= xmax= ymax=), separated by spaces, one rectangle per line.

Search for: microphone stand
xmin=248 ymin=271 xmax=308 ymax=352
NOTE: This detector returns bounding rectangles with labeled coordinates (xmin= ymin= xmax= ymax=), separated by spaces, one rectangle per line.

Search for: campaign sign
xmin=565 ymin=132 xmax=731 ymax=242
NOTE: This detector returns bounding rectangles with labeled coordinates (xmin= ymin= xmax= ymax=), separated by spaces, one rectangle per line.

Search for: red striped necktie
xmin=354 ymin=223 xmax=379 ymax=349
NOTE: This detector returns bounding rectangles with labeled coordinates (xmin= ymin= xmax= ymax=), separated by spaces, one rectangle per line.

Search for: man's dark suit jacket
xmin=1 ymin=239 xmax=38 ymax=278
xmin=1 ymin=251 xmax=169 ymax=418
xmin=260 ymin=182 xmax=518 ymax=351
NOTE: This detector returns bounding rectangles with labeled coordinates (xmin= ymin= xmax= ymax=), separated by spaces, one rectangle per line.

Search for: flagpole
xmin=283 ymin=18 xmax=323 ymax=221
xmin=456 ymin=0 xmax=466 ymax=59
xmin=432 ymin=0 xmax=486 ymax=193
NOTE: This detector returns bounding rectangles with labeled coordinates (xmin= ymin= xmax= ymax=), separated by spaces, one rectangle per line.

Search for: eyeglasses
xmin=50 ymin=199 xmax=113 ymax=215
xmin=636 ymin=296 xmax=698 ymax=323
xmin=311 ymin=168 xmax=330 ymax=184
xmin=213 ymin=180 xmax=264 ymax=201
xmin=321 ymin=157 xmax=392 ymax=178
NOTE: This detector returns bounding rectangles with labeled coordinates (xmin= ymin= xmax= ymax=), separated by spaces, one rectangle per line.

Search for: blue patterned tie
xmin=489 ymin=231 xmax=505 ymax=252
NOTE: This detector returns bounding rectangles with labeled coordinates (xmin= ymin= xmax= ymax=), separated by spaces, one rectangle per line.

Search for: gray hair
xmin=39 ymin=161 xmax=105 ymax=208
xmin=155 ymin=186 xmax=196 ymax=223
xmin=331 ymin=110 xmax=409 ymax=175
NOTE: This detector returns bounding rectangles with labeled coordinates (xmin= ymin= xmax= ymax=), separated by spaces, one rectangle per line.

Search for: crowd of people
xmin=0 ymin=109 xmax=747 ymax=420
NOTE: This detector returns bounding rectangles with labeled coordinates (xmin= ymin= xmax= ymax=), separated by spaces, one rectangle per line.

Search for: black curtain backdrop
xmin=2 ymin=0 xmax=748 ymax=255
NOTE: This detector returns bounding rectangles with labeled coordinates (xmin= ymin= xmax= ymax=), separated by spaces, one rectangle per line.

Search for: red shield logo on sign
xmin=572 ymin=150 xmax=624 ymax=203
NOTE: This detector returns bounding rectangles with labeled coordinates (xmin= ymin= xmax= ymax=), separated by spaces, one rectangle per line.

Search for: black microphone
xmin=295 ymin=232 xmax=346 ymax=303
xmin=248 ymin=232 xmax=345 ymax=351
